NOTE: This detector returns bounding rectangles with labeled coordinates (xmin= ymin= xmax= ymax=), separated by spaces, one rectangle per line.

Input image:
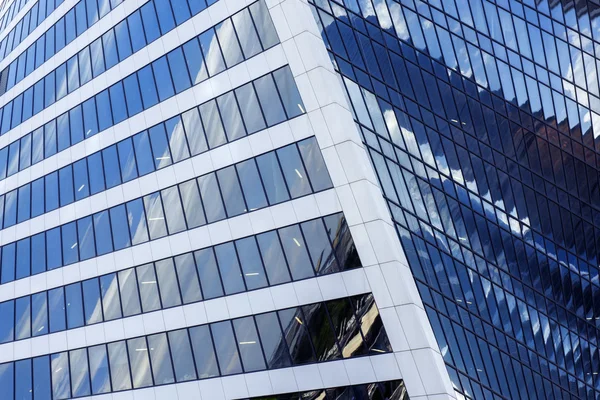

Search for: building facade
xmin=0 ymin=0 xmax=595 ymax=398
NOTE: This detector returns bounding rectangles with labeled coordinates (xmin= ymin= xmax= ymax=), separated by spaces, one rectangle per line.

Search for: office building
xmin=0 ymin=0 xmax=595 ymax=399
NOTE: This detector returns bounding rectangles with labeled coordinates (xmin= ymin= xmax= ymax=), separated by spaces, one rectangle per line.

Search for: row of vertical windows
xmin=0 ymin=0 xmax=71 ymax=69
xmin=0 ymin=212 xmax=359 ymax=343
xmin=0 ymin=136 xmax=333 ymax=284
xmin=0 ymin=0 xmax=34 ymax=40
xmin=0 ymin=0 xmax=278 ymax=153
xmin=0 ymin=294 xmax=391 ymax=399
xmin=242 ymin=379 xmax=408 ymax=400
xmin=0 ymin=66 xmax=303 ymax=229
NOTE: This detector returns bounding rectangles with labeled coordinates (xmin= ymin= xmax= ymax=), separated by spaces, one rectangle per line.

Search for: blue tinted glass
xmin=33 ymin=356 xmax=51 ymax=400
xmin=123 ymin=74 xmax=143 ymax=115
xmin=109 ymin=82 xmax=128 ymax=124
xmin=15 ymin=359 xmax=32 ymax=400
xmin=61 ymin=222 xmax=78 ymax=265
xmin=96 ymin=90 xmax=113 ymax=131
xmin=31 ymin=178 xmax=44 ymax=217
xmin=15 ymin=297 xmax=30 ymax=339
xmin=70 ymin=349 xmax=90 ymax=397
xmin=83 ymin=97 xmax=98 ymax=136
xmin=89 ymin=345 xmax=110 ymax=394
xmin=33 ymin=81 xmax=44 ymax=114
xmin=154 ymin=0 xmax=175 ymax=33
xmin=217 ymin=92 xmax=245 ymax=141
xmin=199 ymin=29 xmax=225 ymax=76
xmin=65 ymin=283 xmax=84 ymax=329
xmin=17 ymin=185 xmax=30 ymax=223
xmin=254 ymin=75 xmax=286 ymax=125
xmin=140 ymin=2 xmax=160 ymax=43
xmin=0 ymin=300 xmax=14 ymax=342
xmin=59 ymin=166 xmax=74 ymax=206
xmin=149 ymin=124 xmax=172 ymax=169
xmin=82 ymin=279 xmax=102 ymax=324
xmin=110 ymin=205 xmax=131 ymax=250
xmin=57 ymin=113 xmax=70 ymax=152
xmin=127 ymin=198 xmax=149 ymax=245
xmin=22 ymin=88 xmax=33 ymax=120
xmin=152 ymin=56 xmax=175 ymax=101
xmin=70 ymin=106 xmax=84 ymax=144
xmin=1 ymin=243 xmax=15 ymax=283
xmin=115 ymin=20 xmax=132 ymax=59
xmin=16 ymin=239 xmax=30 ymax=279
xmin=94 ymin=211 xmax=113 ymax=255
xmin=55 ymin=63 xmax=67 ymax=100
xmin=182 ymin=39 xmax=207 ymax=85
xmin=79 ymin=48 xmax=92 ymax=85
xmin=102 ymin=145 xmax=121 ymax=188
xmin=87 ymin=153 xmax=105 ymax=194
xmin=211 ymin=321 xmax=243 ymax=375
xmin=73 ymin=159 xmax=90 ymax=200
xmin=0 ymin=148 xmax=6 ymax=179
xmin=31 ymin=233 xmax=46 ymax=275
xmin=128 ymin=11 xmax=147 ymax=52
xmin=277 ymin=144 xmax=311 ymax=197
xmin=90 ymin=38 xmax=105 ymax=77
xmin=197 ymin=173 xmax=226 ymax=222
xmin=0 ymin=364 xmax=15 ymax=399
xmin=273 ymin=67 xmax=304 ymax=118
xmin=171 ymin=0 xmax=191 ymax=24
xmin=45 ymin=172 xmax=59 ymax=211
xmin=103 ymin=30 xmax=119 ymax=70
xmin=77 ymin=216 xmax=96 ymax=261
xmin=48 ymin=288 xmax=66 ymax=333
xmin=133 ymin=131 xmax=155 ymax=176
xmin=31 ymin=292 xmax=48 ymax=335
xmin=165 ymin=116 xmax=190 ymax=162
xmin=100 ymin=273 xmax=121 ymax=321
xmin=44 ymin=71 xmax=55 ymax=107
xmin=75 ymin=1 xmax=87 ymax=36
xmin=67 ymin=55 xmax=80 ymax=93
xmin=117 ymin=139 xmax=138 ymax=182
xmin=51 ymin=352 xmax=70 ymax=399
xmin=256 ymin=152 xmax=289 ymax=204
xmin=168 ymin=329 xmax=196 ymax=382
xmin=167 ymin=48 xmax=191 ymax=93
xmin=47 ymin=227 xmax=62 ymax=270
xmin=189 ymin=325 xmax=219 ymax=378
xmin=137 ymin=65 xmax=159 ymax=108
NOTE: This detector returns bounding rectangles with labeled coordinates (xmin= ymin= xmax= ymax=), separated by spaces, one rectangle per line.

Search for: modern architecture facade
xmin=0 ymin=0 xmax=595 ymax=398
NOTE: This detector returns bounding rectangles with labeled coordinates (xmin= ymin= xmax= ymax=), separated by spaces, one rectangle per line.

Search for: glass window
xmin=194 ymin=248 xmax=223 ymax=299
xmin=90 ymin=38 xmax=105 ymax=77
xmin=301 ymin=218 xmax=338 ymax=274
xmin=279 ymin=225 xmax=314 ymax=279
xmin=59 ymin=166 xmax=74 ymax=206
xmin=162 ymin=186 xmax=187 ymax=234
xmin=109 ymin=82 xmax=128 ymax=124
xmin=197 ymin=173 xmax=226 ymax=222
xmin=100 ymin=273 xmax=122 ymax=321
xmin=250 ymin=0 xmax=279 ymax=48
xmin=67 ymin=55 xmax=79 ymax=93
xmin=32 ymin=356 xmax=50 ymax=400
xmin=108 ymin=341 xmax=132 ymax=391
xmin=31 ymin=233 xmax=46 ymax=275
xmin=273 ymin=67 xmax=304 ymax=118
xmin=182 ymin=38 xmax=207 ymax=85
xmin=256 ymin=311 xmax=292 ymax=368
xmin=149 ymin=124 xmax=172 ymax=169
xmin=234 ymin=82 xmax=265 ymax=133
xmin=171 ymin=0 xmax=191 ymax=24
xmin=199 ymin=99 xmax=226 ymax=148
xmin=217 ymin=166 xmax=246 ymax=217
xmin=137 ymin=65 xmax=159 ymax=109
xmin=217 ymin=92 xmax=246 ymax=141
xmin=117 ymin=139 xmax=138 ymax=182
xmin=128 ymin=11 xmax=147 ymax=52
xmin=4 ymin=191 xmax=16 ymax=228
xmin=233 ymin=316 xmax=266 ymax=372
xmin=256 ymin=230 xmax=291 ymax=284
xmin=89 ymin=345 xmax=111 ymax=394
xmin=189 ymin=325 xmax=219 ymax=378
xmin=0 ymin=364 xmax=13 ymax=400
xmin=79 ymin=48 xmax=92 ymax=85
xmin=0 ymin=300 xmax=14 ymax=343
xmin=102 ymin=30 xmax=119 ymax=70
xmin=46 ymin=226 xmax=62 ymax=270
xmin=51 ymin=352 xmax=70 ymax=399
xmin=152 ymin=56 xmax=175 ymax=101
xmin=96 ymin=90 xmax=113 ymax=131
xmin=278 ymin=307 xmax=315 ymax=364
xmin=133 ymin=130 xmax=155 ymax=176
xmin=75 ymin=216 xmax=94 ymax=261
xmin=148 ymin=333 xmax=175 ymax=384
xmin=127 ymin=337 xmax=153 ymax=388
xmin=214 ymin=242 xmax=245 ymax=294
xmin=181 ymin=108 xmax=208 ymax=156
xmin=235 ymin=237 xmax=268 ymax=290
xmin=232 ymin=9 xmax=262 ymax=58
xmin=154 ymin=0 xmax=175 ymax=33
xmin=254 ymin=74 xmax=286 ymax=125
xmin=256 ymin=152 xmax=289 ymax=204
xmin=216 ymin=19 xmax=243 ymax=67
xmin=82 ymin=279 xmax=103 ymax=324
xmin=48 ymin=287 xmax=66 ymax=333
xmin=31 ymin=178 xmax=44 ymax=218
xmin=44 ymin=72 xmax=55 ymax=108
xmin=115 ymin=19 xmax=132 ymax=59
xmin=236 ymin=159 xmax=267 ymax=211
xmin=123 ymin=74 xmax=143 ymax=116
xmin=144 ymin=192 xmax=168 ymax=239
xmin=110 ymin=205 xmax=131 ymax=250
xmin=118 ymin=268 xmax=141 ymax=317
xmin=69 ymin=349 xmax=91 ymax=397
xmin=155 ymin=259 xmax=182 ymax=308
xmin=141 ymin=2 xmax=161 ymax=42
xmin=168 ymin=329 xmax=196 ymax=382
xmin=17 ymin=185 xmax=30 ymax=224
xmin=137 ymin=263 xmax=161 ymax=312
xmin=15 ymin=296 xmax=31 ymax=340
xmin=94 ymin=211 xmax=113 ymax=256
xmin=199 ymin=29 xmax=225 ymax=76
xmin=174 ymin=253 xmax=202 ymax=303
xmin=15 ymin=239 xmax=29 ymax=280
xmin=20 ymin=134 xmax=32 ymax=170
xmin=211 ymin=321 xmax=243 ymax=375
xmin=45 ymin=172 xmax=59 ymax=212
xmin=1 ymin=243 xmax=15 ymax=283
xmin=15 ymin=359 xmax=32 ymax=400
xmin=55 ymin=64 xmax=67 ymax=100
xmin=32 ymin=292 xmax=48 ymax=336
xmin=167 ymin=48 xmax=191 ymax=93
xmin=7 ymin=141 xmax=19 ymax=177
xmin=127 ymin=198 xmax=149 ymax=245
xmin=165 ymin=116 xmax=190 ymax=162
xmin=82 ymin=97 xmax=98 ymax=137
xmin=277 ymin=144 xmax=311 ymax=197
xmin=65 ymin=282 xmax=84 ymax=329
xmin=302 ymin=302 xmax=339 ymax=361
xmin=178 ymin=180 xmax=205 ymax=228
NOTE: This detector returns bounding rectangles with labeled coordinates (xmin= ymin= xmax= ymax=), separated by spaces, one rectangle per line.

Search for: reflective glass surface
xmin=309 ymin=0 xmax=600 ymax=398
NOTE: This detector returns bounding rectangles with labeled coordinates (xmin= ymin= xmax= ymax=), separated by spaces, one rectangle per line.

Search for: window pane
xmin=16 ymin=238 xmax=30 ymax=279
xmin=303 ymin=302 xmax=340 ymax=361
xmin=94 ymin=211 xmax=113 ymax=255
xmin=235 ymin=237 xmax=268 ymax=290
xmin=48 ymin=287 xmax=66 ymax=333
xmin=279 ymin=225 xmax=314 ymax=279
xmin=234 ymin=82 xmax=265 ymax=133
xmin=217 ymin=166 xmax=246 ymax=217
xmin=174 ymin=253 xmax=202 ymax=303
xmin=1 ymin=243 xmax=15 ymax=283
xmin=0 ymin=364 xmax=13 ymax=400
xmin=100 ymin=273 xmax=122 ymax=321
xmin=127 ymin=198 xmax=149 ymax=245
xmin=108 ymin=341 xmax=132 ymax=391
xmin=182 ymin=39 xmax=207 ymax=85
xmin=117 ymin=139 xmax=138 ymax=182
xmin=199 ymin=100 xmax=226 ymax=148
xmin=161 ymin=186 xmax=186 ymax=234
xmin=254 ymin=75 xmax=286 ymax=125
xmin=87 ymin=153 xmax=105 ymax=195
xmin=155 ymin=259 xmax=182 ymax=308
xmin=256 ymin=152 xmax=289 ymax=204
xmin=137 ymin=65 xmax=159 ymax=108
xmin=89 ymin=345 xmax=111 ymax=394
xmin=165 ymin=115 xmax=190 ymax=162
xmin=152 ymin=57 xmax=175 ymax=101
xmin=144 ymin=192 xmax=168 ymax=239
xmin=277 ymin=144 xmax=311 ymax=197
xmin=189 ymin=325 xmax=219 ymax=378
xmin=211 ymin=321 xmax=243 ymax=375
xmin=15 ymin=359 xmax=32 ymax=400
xmin=273 ymin=67 xmax=304 ymax=118
xmin=232 ymin=9 xmax=262 ymax=58
xmin=301 ymin=218 xmax=338 ymax=275
xmin=82 ymin=279 xmax=103 ymax=324
xmin=199 ymin=29 xmax=225 ymax=76
xmin=179 ymin=180 xmax=206 ymax=228
xmin=0 ymin=300 xmax=14 ymax=343
xmin=297 ymin=137 xmax=332 ymax=191
xmin=256 ymin=311 xmax=292 ymax=368
xmin=181 ymin=107 xmax=208 ymax=155
xmin=73 ymin=159 xmax=90 ymax=200
xmin=214 ymin=242 xmax=245 ymax=295
xmin=32 ymin=356 xmax=50 ymax=400
xmin=31 ymin=233 xmax=46 ymax=275
xmin=32 ymin=292 xmax=48 ymax=336
xmin=168 ymin=329 xmax=196 ymax=382
xmin=250 ymin=0 xmax=279 ymax=48
xmin=119 ymin=268 xmax=141 ymax=316
xmin=236 ymin=159 xmax=267 ymax=211
xmin=69 ymin=349 xmax=91 ymax=397
xmin=197 ymin=173 xmax=226 ymax=222
xmin=217 ymin=92 xmax=245 ymax=141
xmin=15 ymin=297 xmax=31 ymax=339
xmin=133 ymin=130 xmax=155 ymax=176
xmin=148 ymin=333 xmax=175 ymax=384
xmin=194 ymin=248 xmax=223 ymax=299
xmin=123 ymin=74 xmax=143 ymax=116
xmin=167 ymin=48 xmax=191 ymax=93
xmin=77 ymin=216 xmax=96 ymax=261
xmin=47 ymin=227 xmax=62 ymax=270
xmin=65 ymin=283 xmax=84 ymax=329
xmin=256 ymin=231 xmax=291 ymax=285
xmin=323 ymin=213 xmax=360 ymax=270
xmin=127 ymin=337 xmax=153 ymax=388
xmin=51 ymin=352 xmax=71 ymax=399
xmin=278 ymin=307 xmax=315 ymax=364
xmin=233 ymin=316 xmax=266 ymax=372
xmin=110 ymin=205 xmax=131 ymax=250
xmin=216 ymin=19 xmax=243 ymax=67
xmin=109 ymin=83 xmax=128 ymax=124
xmin=137 ymin=263 xmax=161 ymax=312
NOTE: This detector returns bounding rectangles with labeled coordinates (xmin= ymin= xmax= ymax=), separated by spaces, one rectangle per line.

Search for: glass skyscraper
xmin=0 ymin=0 xmax=594 ymax=398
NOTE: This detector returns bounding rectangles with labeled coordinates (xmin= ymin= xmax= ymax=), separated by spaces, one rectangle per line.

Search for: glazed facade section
xmin=310 ymin=0 xmax=600 ymax=398
xmin=0 ymin=294 xmax=391 ymax=399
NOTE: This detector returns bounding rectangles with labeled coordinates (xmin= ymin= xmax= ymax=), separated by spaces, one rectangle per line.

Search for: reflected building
xmin=0 ymin=0 xmax=594 ymax=399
